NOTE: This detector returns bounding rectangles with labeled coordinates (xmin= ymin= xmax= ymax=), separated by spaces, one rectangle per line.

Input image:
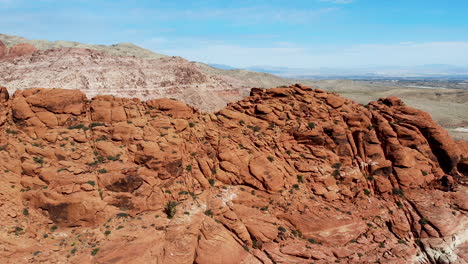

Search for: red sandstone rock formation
xmin=0 ymin=84 xmax=466 ymax=263
xmin=7 ymin=43 xmax=37 ymax=57
xmin=0 ymin=41 xmax=7 ymax=58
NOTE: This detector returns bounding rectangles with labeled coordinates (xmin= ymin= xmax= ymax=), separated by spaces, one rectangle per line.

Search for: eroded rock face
xmin=0 ymin=47 xmax=289 ymax=112
xmin=0 ymin=85 xmax=466 ymax=264
xmin=0 ymin=41 xmax=6 ymax=58
xmin=7 ymin=43 xmax=37 ymax=57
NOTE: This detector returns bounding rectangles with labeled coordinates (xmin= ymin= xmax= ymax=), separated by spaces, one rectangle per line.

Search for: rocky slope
xmin=0 ymin=33 xmax=167 ymax=59
xmin=1 ymin=34 xmax=466 ymax=143
xmin=0 ymin=39 xmax=293 ymax=112
xmin=0 ymin=84 xmax=466 ymax=263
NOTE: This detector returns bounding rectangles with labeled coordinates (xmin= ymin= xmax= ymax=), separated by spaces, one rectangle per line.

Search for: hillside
xmin=0 ymin=33 xmax=167 ymax=59
xmin=0 ymin=33 xmax=467 ymax=141
xmin=0 ymin=84 xmax=466 ymax=263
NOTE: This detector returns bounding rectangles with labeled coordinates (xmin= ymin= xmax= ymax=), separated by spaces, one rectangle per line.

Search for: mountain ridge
xmin=0 ymin=84 xmax=466 ymax=263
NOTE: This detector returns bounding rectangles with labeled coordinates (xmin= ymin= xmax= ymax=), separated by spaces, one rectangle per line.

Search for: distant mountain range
xmin=208 ymin=64 xmax=468 ymax=79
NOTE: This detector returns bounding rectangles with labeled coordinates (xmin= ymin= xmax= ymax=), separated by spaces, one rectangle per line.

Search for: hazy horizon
xmin=1 ymin=0 xmax=468 ymax=69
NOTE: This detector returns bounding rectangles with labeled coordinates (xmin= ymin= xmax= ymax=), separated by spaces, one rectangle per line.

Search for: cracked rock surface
xmin=0 ymin=84 xmax=466 ymax=263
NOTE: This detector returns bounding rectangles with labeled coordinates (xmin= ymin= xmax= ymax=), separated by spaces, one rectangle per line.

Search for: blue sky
xmin=1 ymin=0 xmax=468 ymax=68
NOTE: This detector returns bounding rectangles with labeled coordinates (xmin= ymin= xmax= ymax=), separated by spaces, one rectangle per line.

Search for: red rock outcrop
xmin=6 ymin=43 xmax=37 ymax=57
xmin=0 ymin=85 xmax=466 ymax=263
xmin=0 ymin=40 xmax=7 ymax=58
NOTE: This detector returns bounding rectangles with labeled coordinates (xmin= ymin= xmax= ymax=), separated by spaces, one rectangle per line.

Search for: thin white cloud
xmin=141 ymin=39 xmax=468 ymax=68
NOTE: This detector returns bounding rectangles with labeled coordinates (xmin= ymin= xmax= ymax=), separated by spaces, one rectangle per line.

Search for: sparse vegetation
xmin=96 ymin=136 xmax=108 ymax=141
xmin=396 ymin=201 xmax=404 ymax=208
xmin=332 ymin=162 xmax=342 ymax=169
xmin=308 ymin=122 xmax=316 ymax=129
xmin=91 ymin=248 xmax=100 ymax=256
xmin=68 ymin=124 xmax=87 ymax=130
xmin=267 ymin=155 xmax=274 ymax=162
xmin=107 ymin=154 xmax=121 ymax=161
xmin=87 ymin=180 xmax=96 ymax=186
xmin=419 ymin=218 xmax=429 ymax=225
xmin=208 ymin=179 xmax=215 ymax=186
xmin=204 ymin=209 xmax=213 ymax=217
xmin=33 ymin=156 xmax=44 ymax=165
xmin=247 ymin=125 xmax=261 ymax=132
xmin=6 ymin=129 xmax=18 ymax=135
xmin=297 ymin=175 xmax=303 ymax=183
xmin=164 ymin=201 xmax=178 ymax=219
xmin=392 ymin=188 xmax=404 ymax=197
xmin=186 ymin=165 xmax=192 ymax=172
xmin=116 ymin=212 xmax=129 ymax=218
xmin=90 ymin=122 xmax=105 ymax=128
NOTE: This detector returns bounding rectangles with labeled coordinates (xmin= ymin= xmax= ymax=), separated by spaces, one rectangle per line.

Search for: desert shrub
xmin=90 ymin=122 xmax=105 ymax=128
xmin=392 ymin=188 xmax=404 ymax=197
xmin=91 ymin=248 xmax=100 ymax=256
xmin=297 ymin=175 xmax=303 ymax=183
xmin=332 ymin=162 xmax=342 ymax=169
xmin=116 ymin=212 xmax=129 ymax=218
xmin=33 ymin=156 xmax=44 ymax=165
xmin=96 ymin=136 xmax=108 ymax=141
xmin=308 ymin=122 xmax=316 ymax=129
xmin=247 ymin=125 xmax=261 ymax=132
xmin=204 ymin=209 xmax=213 ymax=217
xmin=6 ymin=129 xmax=18 ymax=135
xmin=68 ymin=124 xmax=86 ymax=130
xmin=208 ymin=179 xmax=215 ymax=186
xmin=107 ymin=154 xmax=121 ymax=161
xmin=419 ymin=218 xmax=429 ymax=225
xmin=164 ymin=201 xmax=178 ymax=219
xmin=87 ymin=180 xmax=96 ymax=186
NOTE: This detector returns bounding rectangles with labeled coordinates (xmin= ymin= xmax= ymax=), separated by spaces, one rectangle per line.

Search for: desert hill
xmin=0 ymin=33 xmax=467 ymax=141
xmin=0 ymin=33 xmax=167 ymax=59
xmin=0 ymin=84 xmax=466 ymax=263
xmin=0 ymin=35 xmax=295 ymax=112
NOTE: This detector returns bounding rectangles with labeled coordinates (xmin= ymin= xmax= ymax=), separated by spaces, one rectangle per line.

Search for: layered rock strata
xmin=0 ymin=84 xmax=466 ymax=263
